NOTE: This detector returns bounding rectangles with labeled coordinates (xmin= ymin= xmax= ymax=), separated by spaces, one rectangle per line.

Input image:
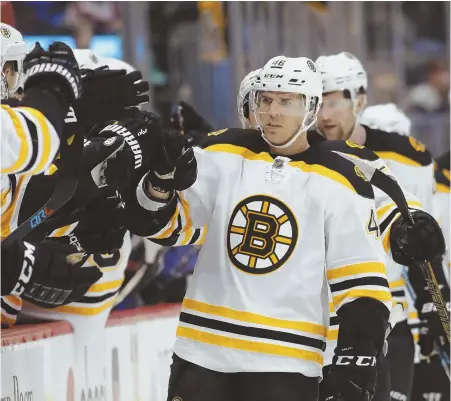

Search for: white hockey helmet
xmin=250 ymin=55 xmax=322 ymax=148
xmin=73 ymin=48 xmax=105 ymax=70
xmin=100 ymin=56 xmax=136 ymax=73
xmin=0 ymin=23 xmax=27 ymax=99
xmin=237 ymin=68 xmax=260 ymax=128
xmin=315 ymin=52 xmax=367 ymax=114
xmin=360 ymin=103 xmax=412 ymax=136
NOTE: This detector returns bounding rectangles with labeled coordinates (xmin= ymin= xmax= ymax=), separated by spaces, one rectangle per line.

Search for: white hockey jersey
xmin=362 ymin=127 xmax=434 ymax=317
xmin=309 ymin=138 xmax=423 ymax=366
xmin=1 ymin=104 xmax=60 ymax=176
xmin=136 ymin=128 xmax=392 ymax=378
xmin=1 ymin=164 xmax=130 ymax=337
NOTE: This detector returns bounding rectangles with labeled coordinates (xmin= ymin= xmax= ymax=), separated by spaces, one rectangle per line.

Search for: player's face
xmin=316 ymin=91 xmax=355 ymax=140
xmin=3 ymin=61 xmax=19 ymax=91
xmin=256 ymin=91 xmax=305 ymax=145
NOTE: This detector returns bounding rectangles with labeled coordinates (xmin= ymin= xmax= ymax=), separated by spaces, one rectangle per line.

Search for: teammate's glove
xmin=24 ymin=42 xmax=82 ymax=103
xmin=74 ymin=194 xmax=126 ymax=254
xmin=145 ymin=129 xmax=197 ymax=193
xmin=74 ymin=68 xmax=149 ymax=128
xmin=97 ymin=112 xmax=161 ymax=195
xmin=1 ymin=240 xmax=102 ymax=308
xmin=324 ymin=342 xmax=378 ymax=401
xmin=390 ymin=210 xmax=445 ymax=265
xmin=170 ymin=101 xmax=214 ymax=145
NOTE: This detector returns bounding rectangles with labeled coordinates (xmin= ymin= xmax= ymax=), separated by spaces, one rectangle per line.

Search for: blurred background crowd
xmin=1 ymin=0 xmax=449 ymax=311
xmin=4 ymin=1 xmax=450 ymax=153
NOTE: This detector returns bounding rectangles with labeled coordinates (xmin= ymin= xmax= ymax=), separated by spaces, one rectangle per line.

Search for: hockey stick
xmin=403 ymin=269 xmax=450 ymax=380
xmin=2 ymin=118 xmax=84 ymax=247
xmin=337 ymin=153 xmax=450 ymax=343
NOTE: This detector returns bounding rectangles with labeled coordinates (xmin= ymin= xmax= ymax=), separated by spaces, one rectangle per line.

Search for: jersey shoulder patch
xmin=435 ymin=166 xmax=450 ymax=188
xmin=363 ymin=126 xmax=432 ymax=166
xmin=296 ymin=147 xmax=375 ymax=200
xmin=198 ymin=128 xmax=267 ymax=154
xmin=317 ymin=139 xmax=380 ymax=162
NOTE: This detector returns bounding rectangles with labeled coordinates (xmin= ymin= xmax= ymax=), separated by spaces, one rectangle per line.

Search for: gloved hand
xmin=74 ymin=68 xmax=149 ymax=128
xmin=24 ymin=41 xmax=82 ymax=102
xmin=170 ymin=101 xmax=214 ymax=145
xmin=324 ymin=342 xmax=378 ymax=401
xmin=1 ymin=239 xmax=102 ymax=308
xmin=390 ymin=210 xmax=445 ymax=265
xmin=144 ymin=129 xmax=197 ymax=193
xmin=74 ymin=194 xmax=126 ymax=254
xmin=97 ymin=112 xmax=161 ymax=195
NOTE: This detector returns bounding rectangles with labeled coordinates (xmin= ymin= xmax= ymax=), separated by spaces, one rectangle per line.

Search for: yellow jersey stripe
xmin=54 ymin=298 xmax=116 ymax=315
xmin=436 ymin=183 xmax=450 ymax=193
xmin=183 ymin=298 xmax=326 ymax=336
xmin=204 ymin=144 xmax=357 ymax=194
xmin=20 ymin=107 xmax=52 ymax=175
xmin=333 ymin=289 xmax=392 ymax=307
xmin=89 ymin=279 xmax=124 ymax=293
xmin=377 ymin=201 xmax=422 ymax=221
xmin=327 ymin=262 xmax=386 ymax=280
xmin=327 ymin=328 xmax=339 ymax=341
xmin=3 ymin=295 xmax=22 ymax=308
xmin=375 ymin=151 xmax=423 ymax=167
xmin=153 ymin=203 xmax=181 ymax=240
xmin=1 ymin=175 xmax=28 ymax=239
xmin=408 ymin=312 xmax=419 ymax=320
xmin=389 ymin=279 xmax=405 ymax=289
xmin=177 ymin=326 xmax=323 ymax=364
xmin=1 ymin=105 xmax=30 ymax=174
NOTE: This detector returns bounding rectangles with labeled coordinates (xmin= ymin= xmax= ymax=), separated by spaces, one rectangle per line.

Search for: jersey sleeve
xmin=325 ymin=185 xmax=392 ymax=314
xmin=124 ymin=146 xmax=218 ymax=246
xmin=1 ymin=104 xmax=61 ymax=176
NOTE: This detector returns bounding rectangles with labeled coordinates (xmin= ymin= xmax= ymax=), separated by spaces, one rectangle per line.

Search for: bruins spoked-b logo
xmin=227 ymin=195 xmax=298 ymax=274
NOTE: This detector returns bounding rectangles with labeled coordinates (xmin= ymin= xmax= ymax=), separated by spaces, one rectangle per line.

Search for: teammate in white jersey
xmin=112 ymin=56 xmax=393 ymax=401
xmin=315 ymin=52 xmax=447 ymax=401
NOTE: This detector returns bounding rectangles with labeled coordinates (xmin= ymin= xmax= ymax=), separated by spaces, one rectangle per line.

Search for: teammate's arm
xmin=324 ymin=181 xmax=391 ymax=401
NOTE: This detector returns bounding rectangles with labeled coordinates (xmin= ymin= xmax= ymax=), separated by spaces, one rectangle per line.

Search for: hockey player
xmin=107 ymin=56 xmax=393 ymax=401
xmin=10 ymin=53 xmax=151 ymax=342
xmin=0 ymin=29 xmax=104 ymax=320
xmin=315 ymin=53 xmax=448 ymax=401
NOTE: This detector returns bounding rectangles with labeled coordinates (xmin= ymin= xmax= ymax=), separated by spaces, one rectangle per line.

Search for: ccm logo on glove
xmin=100 ymin=124 xmax=142 ymax=169
xmin=10 ymin=242 xmax=35 ymax=297
xmin=335 ymin=355 xmax=376 ymax=366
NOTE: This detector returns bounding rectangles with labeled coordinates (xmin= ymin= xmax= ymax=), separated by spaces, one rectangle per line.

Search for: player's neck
xmin=270 ymin=132 xmax=309 ymax=156
xmin=347 ymin=123 xmax=366 ymax=145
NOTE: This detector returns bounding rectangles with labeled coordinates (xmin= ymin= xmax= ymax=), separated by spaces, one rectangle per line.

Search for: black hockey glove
xmin=390 ymin=210 xmax=445 ymax=265
xmin=74 ymin=194 xmax=126 ymax=254
xmin=170 ymin=101 xmax=214 ymax=145
xmin=24 ymin=41 xmax=82 ymax=103
xmin=145 ymin=129 xmax=197 ymax=193
xmin=324 ymin=342 xmax=378 ymax=401
xmin=97 ymin=112 xmax=162 ymax=196
xmin=73 ymin=68 xmax=149 ymax=128
xmin=324 ymin=298 xmax=389 ymax=401
xmin=1 ymin=240 xmax=102 ymax=308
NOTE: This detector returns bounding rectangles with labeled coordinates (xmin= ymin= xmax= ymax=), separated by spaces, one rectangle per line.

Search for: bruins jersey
xmin=434 ymin=165 xmax=450 ymax=283
xmin=135 ymin=128 xmax=392 ymax=377
xmin=1 ymin=103 xmax=60 ymax=176
xmin=307 ymin=135 xmax=423 ymax=365
xmin=1 ymin=169 xmax=130 ymax=339
xmin=362 ymin=126 xmax=434 ymax=213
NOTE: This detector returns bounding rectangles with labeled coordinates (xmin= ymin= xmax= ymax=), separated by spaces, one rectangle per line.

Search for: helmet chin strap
xmin=259 ymin=115 xmax=316 ymax=149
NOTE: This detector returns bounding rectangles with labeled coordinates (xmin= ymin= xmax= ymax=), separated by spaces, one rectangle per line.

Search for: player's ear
xmin=355 ymin=94 xmax=367 ymax=115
